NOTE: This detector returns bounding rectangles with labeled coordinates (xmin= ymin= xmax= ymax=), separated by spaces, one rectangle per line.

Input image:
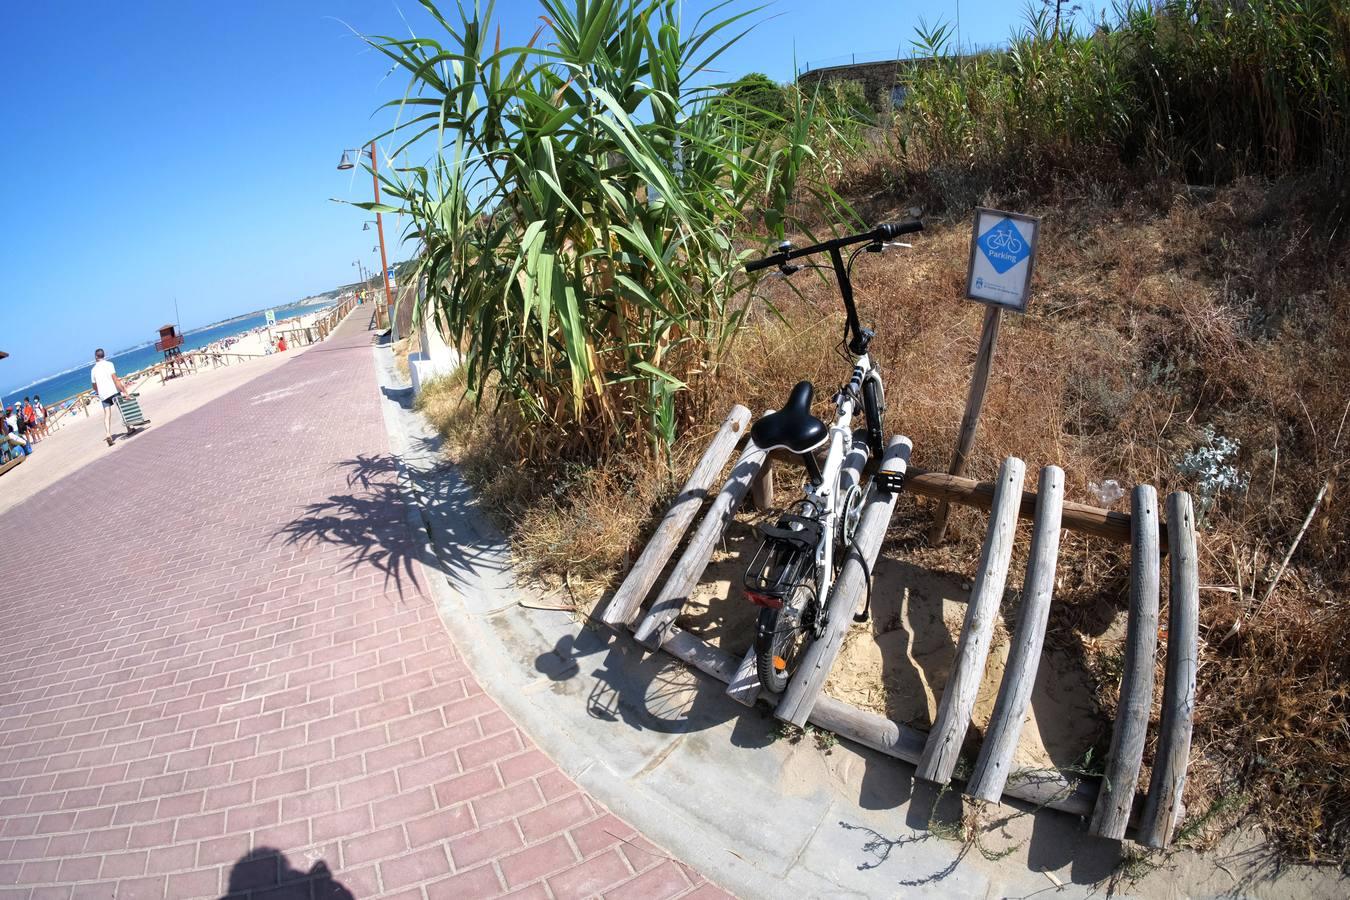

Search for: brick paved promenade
xmin=0 ymin=312 xmax=725 ymax=899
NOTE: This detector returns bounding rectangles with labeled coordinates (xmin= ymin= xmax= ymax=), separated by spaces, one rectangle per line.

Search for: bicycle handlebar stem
xmin=827 ymin=246 xmax=869 ymax=356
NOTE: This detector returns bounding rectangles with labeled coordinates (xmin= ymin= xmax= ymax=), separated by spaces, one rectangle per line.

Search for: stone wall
xmin=798 ymin=60 xmax=910 ymax=110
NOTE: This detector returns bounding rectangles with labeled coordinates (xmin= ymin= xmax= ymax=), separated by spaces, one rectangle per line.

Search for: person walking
xmin=90 ymin=348 xmax=130 ymax=447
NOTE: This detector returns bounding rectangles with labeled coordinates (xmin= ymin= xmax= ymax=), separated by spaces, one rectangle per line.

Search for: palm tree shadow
xmin=273 ymin=454 xmax=421 ymax=595
xmin=274 ymin=451 xmax=511 ymax=598
xmin=220 ymin=847 xmax=354 ymax=899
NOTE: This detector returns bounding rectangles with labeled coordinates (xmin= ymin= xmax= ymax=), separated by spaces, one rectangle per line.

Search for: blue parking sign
xmin=966 ymin=208 xmax=1040 ymax=312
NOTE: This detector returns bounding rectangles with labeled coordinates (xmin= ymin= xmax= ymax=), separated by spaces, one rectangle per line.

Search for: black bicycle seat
xmin=751 ymin=381 xmax=828 ymax=454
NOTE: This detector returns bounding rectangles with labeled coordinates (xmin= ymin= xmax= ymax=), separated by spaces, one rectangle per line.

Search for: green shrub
xmin=719 ymin=72 xmax=790 ymax=131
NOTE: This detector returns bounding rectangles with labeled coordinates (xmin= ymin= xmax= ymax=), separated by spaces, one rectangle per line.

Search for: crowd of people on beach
xmin=2 ymin=396 xmax=48 ymax=458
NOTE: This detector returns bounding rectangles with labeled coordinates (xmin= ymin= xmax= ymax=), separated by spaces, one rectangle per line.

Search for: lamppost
xmin=337 ymin=143 xmax=393 ymax=324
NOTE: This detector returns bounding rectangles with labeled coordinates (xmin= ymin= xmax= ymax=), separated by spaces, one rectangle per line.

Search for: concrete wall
xmin=798 ymin=60 xmax=911 ymax=110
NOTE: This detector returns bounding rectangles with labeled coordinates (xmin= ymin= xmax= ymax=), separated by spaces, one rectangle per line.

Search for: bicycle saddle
xmin=751 ymin=381 xmax=828 ymax=454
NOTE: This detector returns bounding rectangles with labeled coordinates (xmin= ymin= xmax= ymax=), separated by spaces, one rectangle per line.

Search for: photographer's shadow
xmin=220 ymin=847 xmax=354 ymax=899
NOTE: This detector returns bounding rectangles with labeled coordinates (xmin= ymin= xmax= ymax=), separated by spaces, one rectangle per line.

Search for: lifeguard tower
xmin=154 ymin=324 xmax=187 ymax=379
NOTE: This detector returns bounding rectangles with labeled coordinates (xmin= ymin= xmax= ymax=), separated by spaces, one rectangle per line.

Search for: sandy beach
xmin=0 ymin=302 xmax=359 ymax=516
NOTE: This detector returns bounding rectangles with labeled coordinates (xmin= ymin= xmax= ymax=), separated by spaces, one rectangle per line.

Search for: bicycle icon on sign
xmin=986 ymin=229 xmax=1024 ymax=253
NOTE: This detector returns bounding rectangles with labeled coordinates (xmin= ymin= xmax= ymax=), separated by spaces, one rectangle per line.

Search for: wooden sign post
xmin=930 ymin=208 xmax=1041 ymax=545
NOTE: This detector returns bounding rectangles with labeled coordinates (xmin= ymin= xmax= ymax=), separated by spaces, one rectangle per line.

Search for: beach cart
xmin=116 ymin=392 xmax=151 ymax=434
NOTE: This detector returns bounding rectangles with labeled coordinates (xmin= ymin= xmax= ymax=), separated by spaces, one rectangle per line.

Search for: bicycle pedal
xmin=874 ymin=468 xmax=906 ymax=495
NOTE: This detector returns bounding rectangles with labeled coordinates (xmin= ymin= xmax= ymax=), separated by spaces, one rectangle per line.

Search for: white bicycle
xmin=741 ymin=219 xmax=923 ymax=692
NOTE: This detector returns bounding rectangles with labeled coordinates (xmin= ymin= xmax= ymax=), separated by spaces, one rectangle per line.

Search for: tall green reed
xmin=900 ymin=1 xmax=1349 ymax=184
xmin=362 ymin=0 xmax=817 ymax=459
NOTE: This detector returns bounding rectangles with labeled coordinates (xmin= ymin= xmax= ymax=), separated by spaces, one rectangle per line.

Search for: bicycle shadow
xmin=534 ymin=624 xmax=774 ymax=750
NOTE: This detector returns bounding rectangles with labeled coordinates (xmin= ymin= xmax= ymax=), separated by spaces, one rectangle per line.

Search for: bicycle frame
xmin=744 ymin=220 xmax=920 ymax=677
xmin=798 ymin=351 xmax=880 ymax=617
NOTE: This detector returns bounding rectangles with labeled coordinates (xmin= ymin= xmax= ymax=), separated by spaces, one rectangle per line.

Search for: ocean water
xmin=1 ymin=301 xmax=336 ymax=410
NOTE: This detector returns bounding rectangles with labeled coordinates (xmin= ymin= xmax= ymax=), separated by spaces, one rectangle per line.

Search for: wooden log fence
xmin=1090 ymin=485 xmax=1161 ymax=840
xmin=632 ymin=440 xmax=768 ymax=649
xmin=967 ymin=465 xmax=1065 ymax=802
xmin=726 ymin=438 xmax=880 ymax=708
xmin=600 ymin=405 xmax=1201 ymax=848
xmin=918 ymin=456 xmax=1026 ymax=785
xmin=904 ymin=468 xmax=1161 ymax=547
xmin=601 ymin=406 xmax=751 ymax=628
xmin=659 ymin=597 xmax=1104 ymax=819
xmin=773 ymin=437 xmax=911 ymax=724
xmin=1138 ymin=492 xmax=1199 ymax=848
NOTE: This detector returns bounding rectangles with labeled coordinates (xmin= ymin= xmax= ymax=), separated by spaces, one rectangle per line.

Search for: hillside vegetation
xmin=396 ymin=0 xmax=1349 ymax=870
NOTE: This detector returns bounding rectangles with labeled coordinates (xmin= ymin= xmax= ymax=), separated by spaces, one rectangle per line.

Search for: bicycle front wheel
xmin=754 ymin=583 xmax=816 ymax=694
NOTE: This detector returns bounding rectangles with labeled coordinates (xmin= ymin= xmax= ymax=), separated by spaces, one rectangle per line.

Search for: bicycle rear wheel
xmin=754 ymin=583 xmax=817 ymax=694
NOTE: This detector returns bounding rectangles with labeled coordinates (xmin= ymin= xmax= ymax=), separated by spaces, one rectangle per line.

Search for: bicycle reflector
xmin=744 ymin=589 xmax=784 ymax=609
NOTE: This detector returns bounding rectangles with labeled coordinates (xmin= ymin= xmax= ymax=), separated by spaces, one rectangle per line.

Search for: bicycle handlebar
xmin=744 ymin=220 xmax=923 ymax=273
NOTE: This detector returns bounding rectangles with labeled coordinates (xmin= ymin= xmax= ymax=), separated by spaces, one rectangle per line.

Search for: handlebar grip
xmin=876 ymin=220 xmax=924 ymax=240
xmin=744 ymin=254 xmax=784 ymax=274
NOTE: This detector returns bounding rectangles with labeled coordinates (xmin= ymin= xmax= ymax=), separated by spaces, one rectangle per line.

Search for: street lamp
xmin=337 ymin=143 xmax=394 ymax=322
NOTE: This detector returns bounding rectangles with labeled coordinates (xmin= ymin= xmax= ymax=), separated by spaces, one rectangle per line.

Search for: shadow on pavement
xmin=276 ymin=450 xmax=513 ymax=596
xmin=220 ymin=847 xmax=354 ymax=899
xmin=274 ymin=454 xmax=421 ymax=594
xmin=534 ymin=626 xmax=776 ymax=749
xmin=381 ymin=384 xmax=414 ymax=410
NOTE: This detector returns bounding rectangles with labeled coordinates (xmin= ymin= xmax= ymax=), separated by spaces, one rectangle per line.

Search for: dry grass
xmin=421 ymin=173 xmax=1349 ymax=867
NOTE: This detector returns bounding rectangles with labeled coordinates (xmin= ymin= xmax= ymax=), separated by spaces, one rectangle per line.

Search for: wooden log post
xmin=725 ymin=646 xmax=763 ymax=707
xmin=773 ymin=437 xmax=913 ymax=724
xmin=600 ymin=406 xmax=752 ymax=629
xmin=748 ymin=409 xmax=775 ymax=511
xmin=930 ymin=305 xmax=1002 ymax=545
xmin=967 ymin=465 xmax=1065 ymax=803
xmin=918 ymin=456 xmax=1026 ymax=785
xmin=1139 ymin=492 xmax=1199 ymax=848
xmin=749 ymin=463 xmax=774 ymax=511
xmin=632 ymin=440 xmax=769 ymax=649
xmin=1090 ymin=484 xmax=1161 ymax=840
xmin=662 ymin=624 xmax=741 ymax=684
xmin=903 ymin=468 xmax=1162 ymax=547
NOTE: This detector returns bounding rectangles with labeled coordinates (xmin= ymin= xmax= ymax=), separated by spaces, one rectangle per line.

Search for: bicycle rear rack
xmin=742 ymin=514 xmax=819 ymax=608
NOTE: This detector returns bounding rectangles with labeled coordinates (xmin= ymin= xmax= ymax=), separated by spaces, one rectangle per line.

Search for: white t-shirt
xmin=91 ymin=359 xmax=118 ymax=400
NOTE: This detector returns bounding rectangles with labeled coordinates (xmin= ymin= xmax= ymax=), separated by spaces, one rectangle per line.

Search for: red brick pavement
xmin=0 ymin=313 xmax=727 ymax=899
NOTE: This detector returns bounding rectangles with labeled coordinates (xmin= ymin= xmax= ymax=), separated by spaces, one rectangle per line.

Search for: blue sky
xmin=0 ymin=0 xmax=1062 ymax=392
